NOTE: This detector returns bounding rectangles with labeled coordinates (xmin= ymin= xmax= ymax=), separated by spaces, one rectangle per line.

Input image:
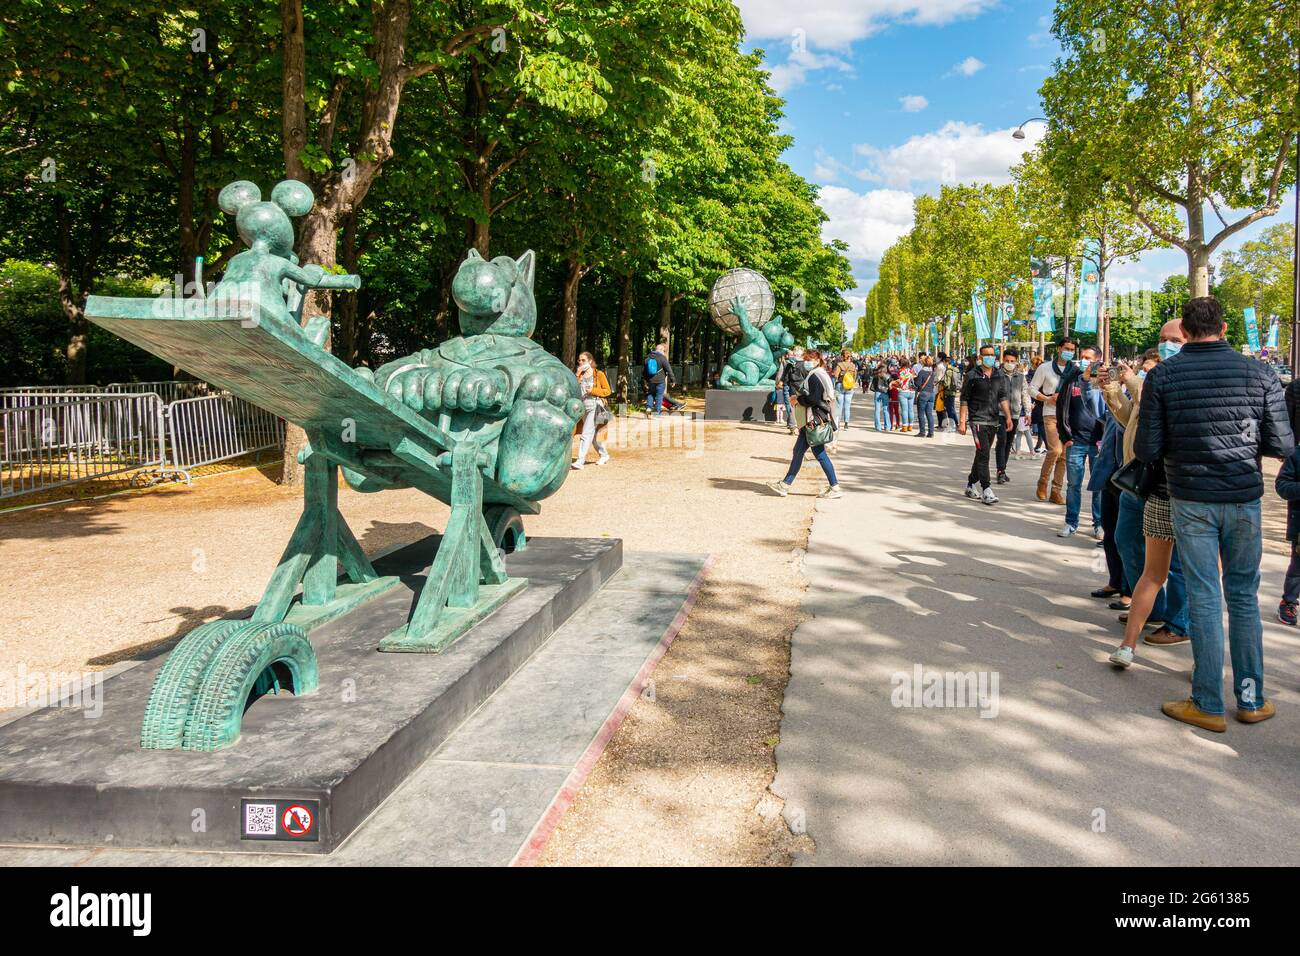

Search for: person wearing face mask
xmin=1097 ymin=340 xmax=1191 ymax=667
xmin=572 ymin=351 xmax=612 ymax=469
xmin=994 ymin=347 xmax=1032 ymax=482
xmin=1102 ymin=324 xmax=1193 ymax=648
xmin=1136 ymin=296 xmax=1292 ymax=731
xmin=769 ymin=350 xmax=843 ymax=499
xmin=958 ymin=344 xmax=1013 ymax=505
xmin=1054 ymin=344 xmax=1105 ymax=538
xmin=1029 ymin=338 xmax=1076 ymax=504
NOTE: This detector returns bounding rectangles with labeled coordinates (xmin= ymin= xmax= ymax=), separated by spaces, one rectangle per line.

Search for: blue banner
xmin=1074 ymin=239 xmax=1101 ymax=333
xmin=930 ymin=321 xmax=940 ymax=349
xmin=972 ymin=280 xmax=990 ymax=341
xmin=1031 ymin=255 xmax=1055 ymax=332
xmin=1244 ymin=307 xmax=1261 ymax=352
xmin=1268 ymin=315 xmax=1280 ymax=350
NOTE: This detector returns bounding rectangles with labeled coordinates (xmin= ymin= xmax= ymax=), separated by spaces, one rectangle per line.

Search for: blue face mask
xmin=1137 ymin=370 xmax=1147 ymax=380
xmin=981 ymin=355 xmax=997 ymax=368
xmin=1059 ymin=350 xmax=1075 ymax=362
xmin=1076 ymin=358 xmax=1091 ymax=370
xmin=1158 ymin=341 xmax=1182 ymax=360
xmin=803 ymin=361 xmax=814 ymax=370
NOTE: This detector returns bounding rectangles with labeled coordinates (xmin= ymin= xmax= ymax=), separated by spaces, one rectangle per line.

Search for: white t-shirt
xmin=1029 ymin=360 xmax=1066 ymax=417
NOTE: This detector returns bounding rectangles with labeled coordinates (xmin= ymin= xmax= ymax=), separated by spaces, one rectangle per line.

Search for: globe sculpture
xmin=709 ymin=268 xmax=774 ymax=335
xmin=710 ymin=269 xmax=793 ymax=390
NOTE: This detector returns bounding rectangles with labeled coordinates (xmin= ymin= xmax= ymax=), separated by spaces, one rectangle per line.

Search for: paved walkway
xmin=772 ymin=393 xmax=1300 ymax=865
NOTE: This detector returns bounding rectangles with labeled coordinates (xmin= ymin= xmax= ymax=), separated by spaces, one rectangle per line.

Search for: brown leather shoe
xmin=1236 ymin=700 xmax=1275 ymax=724
xmin=1035 ymin=478 xmax=1048 ymax=501
xmin=1049 ymin=489 xmax=1066 ymax=505
xmin=1161 ymin=698 xmax=1226 ymax=732
xmin=1143 ymin=627 xmax=1189 ymax=646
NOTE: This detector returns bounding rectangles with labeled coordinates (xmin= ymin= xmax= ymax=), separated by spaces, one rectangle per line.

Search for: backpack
xmin=943 ymin=365 xmax=957 ymax=392
xmin=644 ymin=355 xmax=659 ymax=377
xmin=841 ymin=368 xmax=857 ymax=390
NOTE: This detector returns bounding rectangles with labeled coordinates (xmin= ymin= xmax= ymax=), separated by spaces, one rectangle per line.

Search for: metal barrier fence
xmin=165 ymin=394 xmax=284 ymax=476
xmin=0 ymin=381 xmax=286 ymax=501
xmin=0 ymin=393 xmax=168 ymax=499
xmin=105 ymin=381 xmax=217 ymax=404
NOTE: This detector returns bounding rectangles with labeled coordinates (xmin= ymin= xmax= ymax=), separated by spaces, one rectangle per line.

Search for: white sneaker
xmin=965 ymin=483 xmax=981 ymax=499
xmin=981 ymin=487 xmax=998 ymax=505
xmin=1108 ymin=645 xmax=1134 ymax=668
xmin=768 ymin=481 xmax=789 ymax=497
xmin=1057 ymin=524 xmax=1077 ymax=537
xmin=819 ymin=485 xmax=843 ymax=499
xmin=570 ymin=461 xmax=584 ymax=470
xmin=596 ymin=454 xmax=610 ymax=466
xmin=1091 ymin=525 xmax=1102 ymax=539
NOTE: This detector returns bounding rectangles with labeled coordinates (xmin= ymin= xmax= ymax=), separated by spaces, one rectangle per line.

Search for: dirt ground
xmin=0 ymin=411 xmax=821 ymax=866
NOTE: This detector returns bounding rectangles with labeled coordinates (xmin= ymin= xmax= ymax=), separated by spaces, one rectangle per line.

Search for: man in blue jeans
xmin=643 ymin=341 xmax=671 ymax=416
xmin=1136 ymin=296 xmax=1293 ymax=731
xmin=1054 ymin=345 xmax=1104 ymax=537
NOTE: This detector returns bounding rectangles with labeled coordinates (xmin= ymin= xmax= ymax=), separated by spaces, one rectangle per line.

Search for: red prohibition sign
xmin=282 ymin=804 xmax=313 ymax=836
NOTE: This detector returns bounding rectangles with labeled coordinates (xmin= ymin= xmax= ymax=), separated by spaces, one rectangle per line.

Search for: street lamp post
xmin=1290 ymin=133 xmax=1299 ymax=374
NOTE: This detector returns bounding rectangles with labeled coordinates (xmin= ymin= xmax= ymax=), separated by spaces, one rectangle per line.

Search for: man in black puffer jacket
xmin=1135 ymin=296 xmax=1293 ymax=732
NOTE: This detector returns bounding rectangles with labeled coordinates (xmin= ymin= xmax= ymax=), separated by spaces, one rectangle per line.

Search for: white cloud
xmin=817 ymin=186 xmax=917 ymax=263
xmin=854 ymin=120 xmax=1045 ymax=189
xmin=947 ymin=56 xmax=985 ymax=77
xmin=899 ymin=94 xmax=929 ymax=112
xmin=767 ymin=47 xmax=854 ymax=93
xmin=737 ymin=0 xmax=998 ymax=50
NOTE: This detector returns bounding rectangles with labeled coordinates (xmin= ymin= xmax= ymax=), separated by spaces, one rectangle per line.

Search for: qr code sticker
xmin=244 ymin=803 xmax=277 ymax=836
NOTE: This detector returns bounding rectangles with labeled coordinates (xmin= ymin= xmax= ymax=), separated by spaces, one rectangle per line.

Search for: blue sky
xmin=733 ymin=0 xmax=1296 ymax=331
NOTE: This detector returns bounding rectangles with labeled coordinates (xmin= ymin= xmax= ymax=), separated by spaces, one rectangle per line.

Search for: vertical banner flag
xmin=1267 ymin=315 xmax=1280 ymax=350
xmin=972 ymin=280 xmax=991 ymax=341
xmin=948 ymin=310 xmax=958 ymax=349
xmin=1074 ymin=238 xmax=1101 ymax=333
xmin=1243 ymin=307 xmax=1261 ymax=353
xmin=930 ymin=321 xmax=940 ymax=350
xmin=1030 ymin=255 xmax=1055 ymax=332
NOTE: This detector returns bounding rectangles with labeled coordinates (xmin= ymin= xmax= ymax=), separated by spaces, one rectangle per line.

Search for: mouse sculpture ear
xmin=515 ymin=249 xmax=536 ymax=289
xmin=271 ymin=180 xmax=314 ymax=217
xmin=218 ymin=180 xmax=261 ymax=215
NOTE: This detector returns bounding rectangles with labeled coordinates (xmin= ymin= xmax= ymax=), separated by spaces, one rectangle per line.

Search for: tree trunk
xmin=335 ymin=210 xmax=360 ymax=363
xmin=616 ymin=273 xmax=632 ymax=407
xmin=657 ymin=287 xmax=672 ymax=353
xmin=561 ymin=258 xmax=582 ymax=368
xmin=53 ymin=195 xmax=90 ymax=385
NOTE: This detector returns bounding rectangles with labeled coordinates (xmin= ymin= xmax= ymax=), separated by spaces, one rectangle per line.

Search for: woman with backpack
xmin=572 ymin=351 xmax=612 ymax=469
xmin=833 ymin=349 xmax=857 ymax=428
xmin=769 ymin=351 xmax=842 ymax=499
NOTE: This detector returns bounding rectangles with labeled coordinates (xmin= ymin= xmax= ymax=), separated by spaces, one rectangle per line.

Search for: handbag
xmin=593 ymin=399 xmax=612 ymax=426
xmin=1110 ymin=457 xmax=1161 ymax=499
xmin=804 ymin=420 xmax=835 ymax=447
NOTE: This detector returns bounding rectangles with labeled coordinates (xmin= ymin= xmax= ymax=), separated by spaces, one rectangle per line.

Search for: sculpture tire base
xmin=484 ymin=504 xmax=527 ymax=554
xmin=140 ymin=620 xmax=318 ymax=752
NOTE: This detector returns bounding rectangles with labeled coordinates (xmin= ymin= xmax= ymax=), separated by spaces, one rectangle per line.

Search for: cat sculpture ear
xmin=465 ymin=247 xmax=484 ymax=261
xmin=515 ymin=249 xmax=536 ymax=289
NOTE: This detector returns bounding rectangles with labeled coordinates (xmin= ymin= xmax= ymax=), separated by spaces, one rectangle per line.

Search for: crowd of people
xmin=573 ymin=298 xmax=1293 ymax=733
xmin=773 ymin=296 xmax=1290 ymax=733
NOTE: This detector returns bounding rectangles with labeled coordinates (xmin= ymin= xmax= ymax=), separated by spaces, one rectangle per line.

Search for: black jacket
xmin=1135 ymin=339 xmax=1293 ymax=503
xmin=1056 ymin=364 xmax=1105 ymax=444
xmin=959 ymin=366 xmax=1010 ymax=425
xmin=645 ymin=350 xmax=672 ymax=385
xmin=1276 ymin=446 xmax=1300 ymax=541
xmin=1284 ymin=377 xmax=1300 ymax=440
